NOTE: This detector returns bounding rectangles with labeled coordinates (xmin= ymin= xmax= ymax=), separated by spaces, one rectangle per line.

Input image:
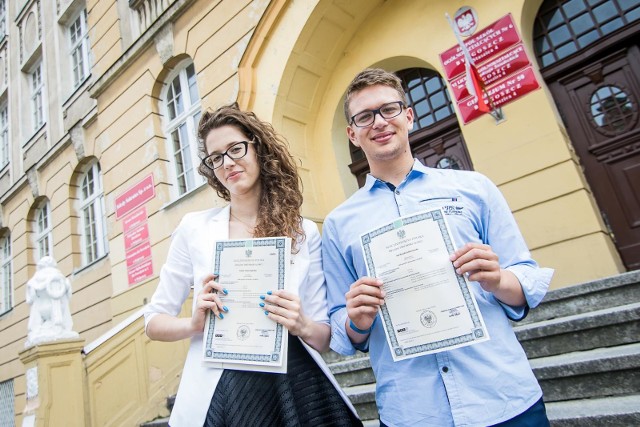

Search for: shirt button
xmin=442 ymin=366 xmax=449 ymax=373
xmin=395 ymin=190 xmax=400 ymax=195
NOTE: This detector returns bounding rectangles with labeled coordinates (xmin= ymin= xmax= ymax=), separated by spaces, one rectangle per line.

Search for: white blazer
xmin=144 ymin=205 xmax=358 ymax=427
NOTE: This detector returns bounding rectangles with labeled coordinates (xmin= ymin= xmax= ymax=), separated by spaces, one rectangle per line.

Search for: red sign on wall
xmin=440 ymin=14 xmax=521 ymax=80
xmin=448 ymin=44 xmax=531 ymax=101
xmin=115 ymin=174 xmax=155 ymax=219
xmin=126 ymin=240 xmax=152 ymax=268
xmin=456 ymin=67 xmax=540 ymax=124
xmin=128 ymin=259 xmax=154 ymax=285
xmin=123 ymin=206 xmax=147 ymax=234
xmin=124 ymin=223 xmax=149 ymax=250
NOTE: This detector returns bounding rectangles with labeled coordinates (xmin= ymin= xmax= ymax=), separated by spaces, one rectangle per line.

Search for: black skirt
xmin=204 ymin=333 xmax=362 ymax=427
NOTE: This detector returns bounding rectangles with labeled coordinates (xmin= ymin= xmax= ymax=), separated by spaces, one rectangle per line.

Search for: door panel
xmin=550 ymin=45 xmax=640 ymax=269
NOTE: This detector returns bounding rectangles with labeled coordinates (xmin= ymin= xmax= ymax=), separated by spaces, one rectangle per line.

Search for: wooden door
xmin=549 ymin=45 xmax=640 ymax=269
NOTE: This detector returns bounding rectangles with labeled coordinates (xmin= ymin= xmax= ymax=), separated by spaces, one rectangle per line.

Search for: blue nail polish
xmin=223 ymin=306 xmax=229 ymax=312
xmin=264 ymin=311 xmax=269 ymax=315
xmin=223 ymin=288 xmax=229 ymax=295
xmin=267 ymin=290 xmax=272 ymax=295
xmin=259 ymin=302 xmax=265 ymax=307
xmin=219 ymin=313 xmax=224 ymax=319
xmin=260 ymin=295 xmax=265 ymax=300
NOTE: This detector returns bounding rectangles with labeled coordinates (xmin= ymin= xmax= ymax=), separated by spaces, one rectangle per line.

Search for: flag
xmin=446 ymin=12 xmax=492 ymax=114
xmin=465 ymin=60 xmax=490 ymax=113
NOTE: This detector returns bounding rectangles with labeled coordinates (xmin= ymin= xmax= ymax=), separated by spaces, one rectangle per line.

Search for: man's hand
xmin=345 ymin=277 xmax=385 ymax=342
xmin=450 ymin=243 xmax=525 ymax=306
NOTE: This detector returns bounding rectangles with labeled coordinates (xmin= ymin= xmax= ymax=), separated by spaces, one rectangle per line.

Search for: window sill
xmin=0 ymin=307 xmax=13 ymax=320
xmin=23 ymin=123 xmax=47 ymax=149
xmin=160 ymin=180 xmax=209 ymax=211
xmin=63 ymin=74 xmax=93 ymax=108
xmin=72 ymin=253 xmax=109 ymax=277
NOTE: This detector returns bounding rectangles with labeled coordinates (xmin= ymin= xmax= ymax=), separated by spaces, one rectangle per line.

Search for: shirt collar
xmin=363 ymin=159 xmax=429 ymax=191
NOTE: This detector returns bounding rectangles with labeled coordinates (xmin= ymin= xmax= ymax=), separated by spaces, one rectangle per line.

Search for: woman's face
xmin=205 ymin=125 xmax=261 ymax=200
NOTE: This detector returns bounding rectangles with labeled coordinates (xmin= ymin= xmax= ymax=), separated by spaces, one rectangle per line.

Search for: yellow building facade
xmin=1 ymin=0 xmax=638 ymax=424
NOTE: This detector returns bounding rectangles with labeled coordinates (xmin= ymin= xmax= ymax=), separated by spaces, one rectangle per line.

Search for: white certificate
xmin=361 ymin=209 xmax=489 ymax=361
xmin=203 ymin=237 xmax=291 ymax=373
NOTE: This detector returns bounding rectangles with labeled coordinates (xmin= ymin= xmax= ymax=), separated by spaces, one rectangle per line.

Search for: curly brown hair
xmin=197 ymin=103 xmax=305 ymax=248
xmin=343 ymin=68 xmax=408 ymax=123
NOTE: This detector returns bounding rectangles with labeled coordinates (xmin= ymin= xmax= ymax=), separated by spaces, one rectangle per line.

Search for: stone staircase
xmin=141 ymin=271 xmax=640 ymax=426
xmin=324 ymin=270 xmax=640 ymax=426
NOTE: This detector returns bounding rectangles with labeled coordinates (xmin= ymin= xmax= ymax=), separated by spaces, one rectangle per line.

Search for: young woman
xmin=144 ymin=103 xmax=361 ymax=427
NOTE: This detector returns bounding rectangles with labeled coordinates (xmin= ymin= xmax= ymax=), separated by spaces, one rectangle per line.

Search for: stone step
xmin=546 ymin=395 xmax=640 ymax=426
xmin=329 ymin=354 xmax=374 ymax=387
xmin=520 ymin=270 xmax=640 ymax=325
xmin=530 ymin=343 xmax=640 ymax=402
xmin=342 ymin=382 xmax=378 ymax=422
xmin=140 ymin=418 xmax=169 ymax=427
xmin=515 ymin=302 xmax=640 ymax=358
xmin=321 ymin=349 xmax=368 ymax=364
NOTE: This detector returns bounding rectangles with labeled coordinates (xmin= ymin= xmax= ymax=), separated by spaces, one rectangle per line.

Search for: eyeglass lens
xmin=352 ymin=101 xmax=404 ymax=127
xmin=204 ymin=141 xmax=249 ymax=170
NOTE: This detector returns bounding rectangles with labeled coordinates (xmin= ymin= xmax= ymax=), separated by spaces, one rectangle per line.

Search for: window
xmin=35 ymin=202 xmax=53 ymax=260
xmin=69 ymin=9 xmax=90 ymax=87
xmin=0 ymin=103 xmax=7 ymax=168
xmin=397 ymin=68 xmax=455 ymax=131
xmin=0 ymin=233 xmax=11 ymax=315
xmin=31 ymin=63 xmax=45 ymax=130
xmin=79 ymin=163 xmax=108 ymax=265
xmin=0 ymin=379 xmax=14 ymax=427
xmin=0 ymin=0 xmax=6 ymax=40
xmin=534 ymin=0 xmax=640 ymax=67
xmin=162 ymin=61 xmax=202 ymax=196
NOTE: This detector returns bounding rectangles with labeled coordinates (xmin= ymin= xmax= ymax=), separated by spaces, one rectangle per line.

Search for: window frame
xmin=35 ymin=201 xmax=53 ymax=261
xmin=0 ymin=102 xmax=8 ymax=168
xmin=0 ymin=233 xmax=11 ymax=316
xmin=31 ymin=62 xmax=45 ymax=131
xmin=0 ymin=379 xmax=14 ymax=427
xmin=79 ymin=162 xmax=108 ymax=266
xmin=161 ymin=60 xmax=203 ymax=197
xmin=68 ymin=9 xmax=90 ymax=88
xmin=0 ymin=0 xmax=6 ymax=41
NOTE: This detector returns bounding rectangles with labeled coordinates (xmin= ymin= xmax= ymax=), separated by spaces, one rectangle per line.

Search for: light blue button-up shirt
xmin=323 ymin=160 xmax=553 ymax=427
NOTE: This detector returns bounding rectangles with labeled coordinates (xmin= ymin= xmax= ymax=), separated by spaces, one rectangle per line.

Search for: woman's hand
xmin=260 ymin=290 xmax=330 ymax=352
xmin=191 ymin=274 xmax=228 ymax=334
xmin=261 ymin=290 xmax=310 ymax=336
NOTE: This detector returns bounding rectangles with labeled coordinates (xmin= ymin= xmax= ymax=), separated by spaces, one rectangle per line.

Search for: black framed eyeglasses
xmin=202 ymin=141 xmax=253 ymax=170
xmin=350 ymin=101 xmax=405 ymax=127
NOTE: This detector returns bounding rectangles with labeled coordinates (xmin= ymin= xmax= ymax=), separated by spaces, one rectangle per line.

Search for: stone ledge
xmin=515 ymin=302 xmax=640 ymax=340
xmin=546 ymin=395 xmax=640 ymax=425
xmin=530 ymin=342 xmax=640 ymax=378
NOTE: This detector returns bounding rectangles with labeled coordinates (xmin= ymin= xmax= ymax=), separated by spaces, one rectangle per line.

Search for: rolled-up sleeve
xmin=144 ymin=216 xmax=194 ymax=332
xmin=481 ymin=175 xmax=554 ymax=320
xmin=299 ymin=220 xmax=330 ymax=325
xmin=322 ymin=218 xmax=358 ymax=356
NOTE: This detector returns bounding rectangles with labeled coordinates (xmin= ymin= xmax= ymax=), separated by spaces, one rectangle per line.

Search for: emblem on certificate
xmin=203 ymin=237 xmax=291 ymax=373
xmin=361 ymin=209 xmax=489 ymax=361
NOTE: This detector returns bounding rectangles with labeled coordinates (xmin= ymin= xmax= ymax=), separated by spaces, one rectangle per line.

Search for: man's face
xmin=346 ymin=84 xmax=414 ymax=168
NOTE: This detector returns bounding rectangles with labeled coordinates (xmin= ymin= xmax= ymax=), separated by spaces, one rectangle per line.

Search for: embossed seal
xmin=237 ymin=325 xmax=251 ymax=341
xmin=420 ymin=310 xmax=437 ymax=328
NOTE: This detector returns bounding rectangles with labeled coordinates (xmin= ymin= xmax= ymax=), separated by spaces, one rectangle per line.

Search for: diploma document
xmin=203 ymin=237 xmax=291 ymax=373
xmin=361 ymin=209 xmax=489 ymax=361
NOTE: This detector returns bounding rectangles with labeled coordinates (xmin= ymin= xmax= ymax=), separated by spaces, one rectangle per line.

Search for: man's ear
xmin=346 ymin=125 xmax=360 ymax=147
xmin=406 ymin=106 xmax=415 ymax=129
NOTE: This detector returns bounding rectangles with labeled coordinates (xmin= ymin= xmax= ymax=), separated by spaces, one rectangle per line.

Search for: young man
xmin=322 ymin=68 xmax=554 ymax=426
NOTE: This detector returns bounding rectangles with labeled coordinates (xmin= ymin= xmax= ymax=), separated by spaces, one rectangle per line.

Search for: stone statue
xmin=25 ymin=257 xmax=79 ymax=347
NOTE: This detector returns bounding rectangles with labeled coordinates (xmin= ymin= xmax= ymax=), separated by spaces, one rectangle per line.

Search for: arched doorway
xmin=534 ymin=0 xmax=640 ymax=270
xmin=349 ymin=67 xmax=473 ymax=187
